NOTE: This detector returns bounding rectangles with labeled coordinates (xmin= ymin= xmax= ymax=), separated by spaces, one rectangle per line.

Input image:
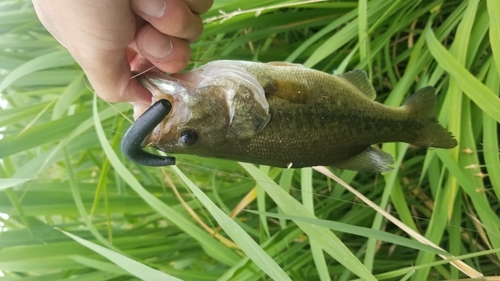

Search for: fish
xmin=131 ymin=60 xmax=457 ymax=172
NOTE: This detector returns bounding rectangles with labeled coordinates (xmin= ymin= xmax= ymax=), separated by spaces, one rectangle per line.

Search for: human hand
xmin=32 ymin=0 xmax=212 ymax=118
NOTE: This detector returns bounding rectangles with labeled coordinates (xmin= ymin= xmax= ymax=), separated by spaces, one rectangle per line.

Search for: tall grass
xmin=1 ymin=0 xmax=499 ymax=280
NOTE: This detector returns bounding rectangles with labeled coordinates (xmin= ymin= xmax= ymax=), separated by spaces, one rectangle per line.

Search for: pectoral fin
xmin=335 ymin=146 xmax=394 ymax=172
xmin=259 ymin=77 xmax=309 ymax=104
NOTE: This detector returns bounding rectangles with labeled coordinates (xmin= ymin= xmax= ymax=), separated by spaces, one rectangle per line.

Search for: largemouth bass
xmin=131 ymin=60 xmax=457 ymax=172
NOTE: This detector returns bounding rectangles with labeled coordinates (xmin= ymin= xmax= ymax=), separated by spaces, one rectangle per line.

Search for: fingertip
xmin=154 ymin=58 xmax=190 ymax=74
xmin=132 ymin=0 xmax=203 ymax=42
xmin=94 ymin=77 xmax=151 ymax=107
xmin=132 ymin=102 xmax=150 ymax=120
xmin=131 ymin=0 xmax=166 ymax=18
xmin=184 ymin=0 xmax=213 ymax=15
xmin=136 ymin=25 xmax=191 ymax=73
xmin=126 ymin=77 xmax=153 ymax=105
xmin=87 ymin=60 xmax=152 ymax=106
xmin=141 ymin=26 xmax=173 ymax=59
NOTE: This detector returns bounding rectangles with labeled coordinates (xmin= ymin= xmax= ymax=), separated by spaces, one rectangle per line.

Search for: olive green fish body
xmin=138 ymin=61 xmax=456 ymax=171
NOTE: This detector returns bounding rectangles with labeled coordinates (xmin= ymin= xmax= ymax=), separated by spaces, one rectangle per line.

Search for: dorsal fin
xmin=338 ymin=70 xmax=376 ymax=100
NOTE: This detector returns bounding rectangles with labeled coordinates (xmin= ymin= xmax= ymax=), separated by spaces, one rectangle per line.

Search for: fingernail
xmin=143 ymin=28 xmax=173 ymax=58
xmin=133 ymin=0 xmax=166 ymax=18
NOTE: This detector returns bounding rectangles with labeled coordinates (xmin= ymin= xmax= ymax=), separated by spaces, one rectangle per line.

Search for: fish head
xmin=137 ymin=65 xmax=270 ymax=156
xmin=137 ymin=72 xmax=233 ymax=155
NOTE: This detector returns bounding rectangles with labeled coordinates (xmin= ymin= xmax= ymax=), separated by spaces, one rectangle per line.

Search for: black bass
xmin=125 ymin=60 xmax=457 ymax=172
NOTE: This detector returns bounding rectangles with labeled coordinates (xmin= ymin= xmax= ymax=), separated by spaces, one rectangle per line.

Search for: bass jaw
xmin=121 ymin=99 xmax=176 ymax=166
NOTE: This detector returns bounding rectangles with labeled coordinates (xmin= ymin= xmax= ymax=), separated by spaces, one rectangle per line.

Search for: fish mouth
xmin=121 ymin=99 xmax=176 ymax=166
xmin=136 ymin=72 xmax=192 ymax=146
xmin=137 ymin=72 xmax=182 ymax=99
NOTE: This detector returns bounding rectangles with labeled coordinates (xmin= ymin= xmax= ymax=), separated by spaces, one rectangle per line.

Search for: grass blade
xmin=60 ymin=230 xmax=181 ymax=281
xmin=425 ymin=25 xmax=500 ymax=123
xmin=171 ymin=165 xmax=292 ymax=281
xmin=91 ymin=95 xmax=240 ymax=266
xmin=0 ymin=49 xmax=74 ymax=93
xmin=0 ymin=178 xmax=32 ymax=190
xmin=487 ymin=0 xmax=500 ymax=78
xmin=241 ymin=163 xmax=377 ymax=281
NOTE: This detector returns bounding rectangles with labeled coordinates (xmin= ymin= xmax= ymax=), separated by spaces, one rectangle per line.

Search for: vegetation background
xmin=0 ymin=0 xmax=499 ymax=280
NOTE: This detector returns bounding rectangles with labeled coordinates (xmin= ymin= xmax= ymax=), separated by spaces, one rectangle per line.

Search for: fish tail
xmin=403 ymin=86 xmax=458 ymax=149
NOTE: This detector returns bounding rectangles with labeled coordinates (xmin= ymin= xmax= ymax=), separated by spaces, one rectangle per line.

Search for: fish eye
xmin=179 ymin=129 xmax=198 ymax=146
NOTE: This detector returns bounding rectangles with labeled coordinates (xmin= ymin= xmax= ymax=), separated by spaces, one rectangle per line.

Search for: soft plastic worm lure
xmin=121 ymin=99 xmax=176 ymax=166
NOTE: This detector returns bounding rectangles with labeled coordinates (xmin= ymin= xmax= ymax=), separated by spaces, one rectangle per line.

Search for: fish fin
xmin=338 ymin=70 xmax=376 ymax=100
xmin=261 ymin=77 xmax=308 ymax=104
xmin=403 ymin=87 xmax=458 ymax=148
xmin=258 ymin=62 xmax=309 ymax=104
xmin=227 ymin=85 xmax=271 ymax=141
xmin=335 ymin=147 xmax=394 ymax=172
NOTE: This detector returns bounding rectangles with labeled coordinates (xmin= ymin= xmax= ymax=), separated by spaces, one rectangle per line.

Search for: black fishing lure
xmin=121 ymin=99 xmax=176 ymax=166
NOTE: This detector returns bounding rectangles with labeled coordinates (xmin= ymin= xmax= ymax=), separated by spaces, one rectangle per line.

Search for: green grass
xmin=1 ymin=0 xmax=499 ymax=280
